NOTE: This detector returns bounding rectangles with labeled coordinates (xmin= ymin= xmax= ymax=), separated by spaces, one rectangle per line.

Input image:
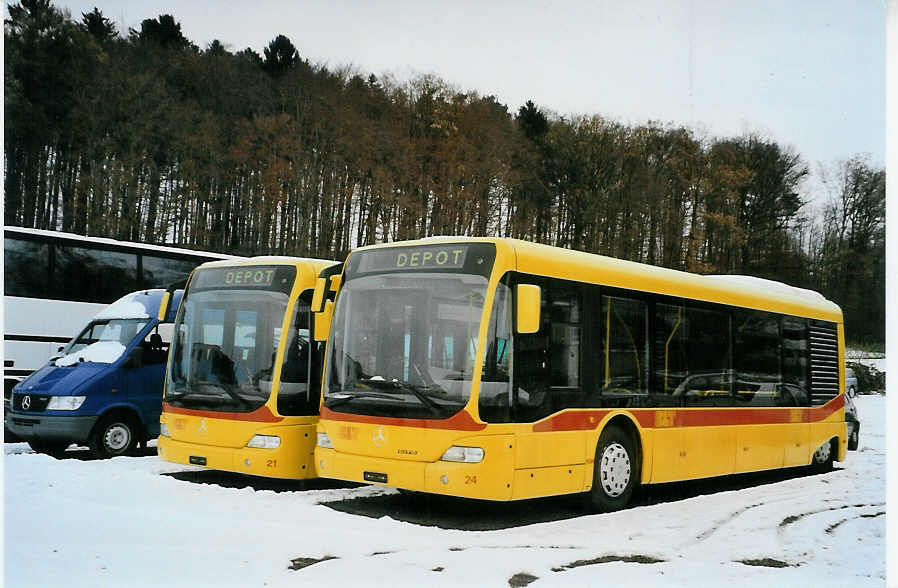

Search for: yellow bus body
xmin=316 ymin=237 xmax=847 ymax=500
xmin=158 ymin=257 xmax=336 ymax=480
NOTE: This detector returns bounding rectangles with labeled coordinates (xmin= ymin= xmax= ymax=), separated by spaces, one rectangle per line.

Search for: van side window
xmin=142 ymin=323 xmax=174 ymax=365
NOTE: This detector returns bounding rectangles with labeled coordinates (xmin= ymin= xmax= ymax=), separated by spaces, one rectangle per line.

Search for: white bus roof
xmin=3 ymin=226 xmax=235 ymax=260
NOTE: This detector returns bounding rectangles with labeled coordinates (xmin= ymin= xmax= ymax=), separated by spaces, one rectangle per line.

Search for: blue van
xmin=7 ymin=288 xmax=182 ymax=458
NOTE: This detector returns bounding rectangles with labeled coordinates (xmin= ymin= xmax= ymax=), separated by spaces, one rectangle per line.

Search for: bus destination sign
xmin=194 ymin=266 xmax=277 ymax=289
xmin=358 ymin=245 xmax=468 ymax=273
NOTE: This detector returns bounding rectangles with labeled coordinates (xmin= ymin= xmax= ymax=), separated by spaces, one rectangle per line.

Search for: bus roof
xmin=3 ymin=226 xmax=236 ymax=260
xmin=196 ymin=255 xmax=337 ymax=269
xmin=348 ymin=236 xmax=842 ymax=322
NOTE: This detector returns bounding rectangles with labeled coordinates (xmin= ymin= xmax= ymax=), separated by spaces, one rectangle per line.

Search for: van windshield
xmin=56 ymin=319 xmax=149 ymax=366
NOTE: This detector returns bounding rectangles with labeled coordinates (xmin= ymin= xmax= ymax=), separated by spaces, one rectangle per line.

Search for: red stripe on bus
xmin=530 ymin=395 xmax=845 ymax=432
xmin=320 ymin=406 xmax=487 ymax=431
xmin=162 ymin=403 xmax=283 ymax=423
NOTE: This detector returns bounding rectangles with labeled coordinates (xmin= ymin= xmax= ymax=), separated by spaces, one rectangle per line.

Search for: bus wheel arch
xmin=89 ymin=408 xmax=142 ymax=459
xmin=589 ymin=416 xmax=642 ymax=512
xmin=811 ymin=436 xmax=837 ymax=473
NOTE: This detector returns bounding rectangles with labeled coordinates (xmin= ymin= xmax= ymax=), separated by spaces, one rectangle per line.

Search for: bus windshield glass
xmin=165 ymin=265 xmax=296 ymax=413
xmin=326 ymin=272 xmax=490 ymax=419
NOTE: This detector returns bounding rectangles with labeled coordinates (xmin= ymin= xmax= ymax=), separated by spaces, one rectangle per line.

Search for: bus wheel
xmin=590 ymin=425 xmax=639 ymax=512
xmin=27 ymin=441 xmax=69 ymax=458
xmin=90 ymin=415 xmax=137 ymax=459
xmin=811 ymin=439 xmax=835 ymax=473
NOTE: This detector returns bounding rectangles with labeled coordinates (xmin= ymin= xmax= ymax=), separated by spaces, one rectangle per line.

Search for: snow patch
xmin=94 ymin=291 xmax=155 ymax=320
xmin=704 ymin=275 xmax=828 ymax=303
xmin=55 ymin=341 xmax=127 ymax=366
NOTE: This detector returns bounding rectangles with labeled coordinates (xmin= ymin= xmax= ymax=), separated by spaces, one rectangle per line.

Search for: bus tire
xmin=90 ymin=414 xmax=138 ymax=459
xmin=810 ymin=438 xmax=836 ymax=473
xmin=589 ymin=425 xmax=639 ymax=512
xmin=28 ymin=440 xmax=69 ymax=458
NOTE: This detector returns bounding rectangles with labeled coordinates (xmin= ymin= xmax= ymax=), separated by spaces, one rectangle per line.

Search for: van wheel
xmin=90 ymin=415 xmax=137 ymax=458
xmin=589 ymin=425 xmax=639 ymax=512
xmin=811 ymin=439 xmax=835 ymax=473
xmin=28 ymin=441 xmax=69 ymax=458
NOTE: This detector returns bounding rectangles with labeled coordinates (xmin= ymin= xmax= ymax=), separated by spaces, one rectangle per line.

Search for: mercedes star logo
xmin=198 ymin=418 xmax=208 ymax=434
xmin=372 ymin=425 xmax=386 ymax=447
xmin=22 ymin=395 xmax=31 ymax=410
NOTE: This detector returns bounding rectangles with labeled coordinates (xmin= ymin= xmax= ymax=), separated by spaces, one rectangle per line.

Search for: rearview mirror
xmin=314 ymin=300 xmax=333 ymax=342
xmin=516 ymin=284 xmax=541 ymax=334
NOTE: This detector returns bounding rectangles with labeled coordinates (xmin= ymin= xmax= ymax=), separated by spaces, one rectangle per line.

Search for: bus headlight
xmin=440 ymin=446 xmax=484 ymax=463
xmin=46 ymin=396 xmax=86 ymax=410
xmin=317 ymin=432 xmax=333 ymax=449
xmin=159 ymin=423 xmax=170 ymax=437
xmin=246 ymin=435 xmax=281 ymax=449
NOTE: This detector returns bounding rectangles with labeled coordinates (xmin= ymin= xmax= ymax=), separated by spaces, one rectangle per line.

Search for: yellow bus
xmin=314 ymin=237 xmax=849 ymax=510
xmin=158 ymin=256 xmax=338 ymax=479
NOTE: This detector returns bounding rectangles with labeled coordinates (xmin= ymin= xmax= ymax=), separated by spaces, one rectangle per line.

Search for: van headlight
xmin=159 ymin=423 xmax=170 ymax=437
xmin=317 ymin=432 xmax=333 ymax=448
xmin=246 ymin=435 xmax=281 ymax=449
xmin=46 ymin=396 xmax=86 ymax=410
xmin=440 ymin=446 xmax=484 ymax=463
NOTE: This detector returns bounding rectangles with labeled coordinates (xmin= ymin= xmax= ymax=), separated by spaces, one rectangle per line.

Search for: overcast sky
xmin=51 ymin=0 xmax=886 ymax=201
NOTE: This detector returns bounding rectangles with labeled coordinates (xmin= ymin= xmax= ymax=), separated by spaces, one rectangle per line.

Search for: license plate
xmin=363 ymin=471 xmax=388 ymax=484
xmin=189 ymin=456 xmax=207 ymax=466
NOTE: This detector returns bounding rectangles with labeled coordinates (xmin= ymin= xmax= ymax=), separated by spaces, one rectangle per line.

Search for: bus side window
xmin=593 ymin=295 xmax=649 ymax=407
xmin=734 ymin=310 xmax=782 ymax=406
xmin=782 ymin=316 xmax=809 ymax=396
xmin=513 ymin=277 xmax=582 ymax=422
xmin=278 ymin=291 xmax=318 ymax=416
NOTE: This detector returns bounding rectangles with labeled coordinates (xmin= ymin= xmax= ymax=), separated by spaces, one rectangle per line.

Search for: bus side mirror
xmin=516 ymin=284 xmax=541 ymax=334
xmin=314 ymin=300 xmax=333 ymax=342
xmin=311 ymin=278 xmax=327 ymax=312
xmin=157 ymin=291 xmax=171 ymax=321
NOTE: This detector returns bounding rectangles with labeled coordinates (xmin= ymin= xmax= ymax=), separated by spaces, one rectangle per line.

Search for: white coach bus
xmin=3 ymin=227 xmax=235 ymax=408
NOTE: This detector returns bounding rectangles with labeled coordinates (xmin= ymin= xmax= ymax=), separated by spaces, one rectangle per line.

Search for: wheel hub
xmin=105 ymin=423 xmax=130 ymax=452
xmin=600 ymin=442 xmax=631 ymax=497
xmin=814 ymin=442 xmax=831 ymax=464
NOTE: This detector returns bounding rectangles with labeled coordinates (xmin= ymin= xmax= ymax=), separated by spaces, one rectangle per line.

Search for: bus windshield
xmin=165 ymin=265 xmax=296 ymax=413
xmin=326 ymin=272 xmax=489 ymax=419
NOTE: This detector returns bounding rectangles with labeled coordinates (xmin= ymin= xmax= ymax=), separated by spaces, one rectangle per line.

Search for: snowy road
xmin=4 ymin=395 xmax=886 ymax=587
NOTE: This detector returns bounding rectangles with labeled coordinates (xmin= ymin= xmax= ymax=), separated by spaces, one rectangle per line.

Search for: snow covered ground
xmin=4 ymin=395 xmax=887 ymax=587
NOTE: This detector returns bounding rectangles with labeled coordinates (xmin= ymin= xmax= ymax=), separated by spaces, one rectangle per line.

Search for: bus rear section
xmin=314 ymin=238 xmax=849 ymax=509
xmin=158 ymin=258 xmax=336 ymax=480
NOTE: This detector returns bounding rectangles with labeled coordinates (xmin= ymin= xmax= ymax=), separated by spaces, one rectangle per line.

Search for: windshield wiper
xmin=388 ymin=379 xmax=450 ymax=417
xmin=325 ymin=390 xmax=405 ymax=409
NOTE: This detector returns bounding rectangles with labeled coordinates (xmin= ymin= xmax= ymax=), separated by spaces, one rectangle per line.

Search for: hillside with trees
xmin=3 ymin=0 xmax=885 ymax=344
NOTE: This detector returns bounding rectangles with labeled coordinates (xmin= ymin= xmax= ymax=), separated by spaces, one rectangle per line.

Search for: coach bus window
xmin=781 ymin=316 xmax=809 ymax=395
xmin=595 ymin=295 xmax=649 ymax=406
xmin=4 ymin=237 xmax=48 ymax=298
xmin=141 ymin=255 xmax=198 ymax=289
xmin=55 ymin=245 xmax=138 ymax=303
xmin=479 ymin=283 xmax=513 ymax=422
xmin=278 ymin=292 xmax=321 ymax=416
xmin=734 ymin=310 xmax=782 ymax=406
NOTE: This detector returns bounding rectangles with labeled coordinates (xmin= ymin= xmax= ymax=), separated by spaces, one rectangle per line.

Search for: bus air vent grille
xmin=808 ymin=321 xmax=839 ymax=406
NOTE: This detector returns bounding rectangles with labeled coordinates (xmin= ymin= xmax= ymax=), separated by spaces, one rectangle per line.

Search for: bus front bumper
xmin=315 ymin=438 xmax=516 ymax=500
xmin=6 ymin=412 xmax=97 ymax=443
xmin=157 ymin=424 xmax=318 ymax=480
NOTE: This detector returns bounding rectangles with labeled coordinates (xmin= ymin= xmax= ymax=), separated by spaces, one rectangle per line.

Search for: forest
xmin=3 ymin=0 xmax=885 ymax=344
